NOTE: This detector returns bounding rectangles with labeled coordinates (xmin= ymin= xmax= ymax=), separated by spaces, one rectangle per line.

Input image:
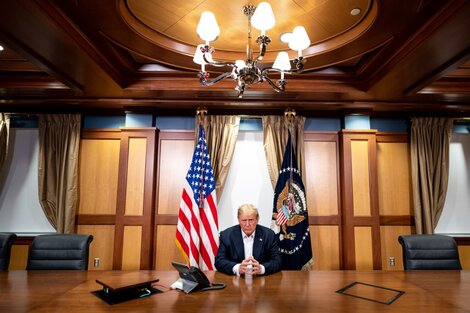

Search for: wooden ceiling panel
xmin=127 ymin=0 xmax=205 ymax=35
xmin=165 ymin=4 xmax=251 ymax=50
xmin=0 ymin=0 xmax=469 ymax=114
xmin=303 ymin=0 xmax=370 ymax=36
xmin=127 ymin=0 xmax=370 ymax=52
xmin=0 ymin=45 xmax=42 ymax=72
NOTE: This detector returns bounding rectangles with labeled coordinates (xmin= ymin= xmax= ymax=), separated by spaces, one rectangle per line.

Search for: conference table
xmin=1 ymin=270 xmax=469 ymax=313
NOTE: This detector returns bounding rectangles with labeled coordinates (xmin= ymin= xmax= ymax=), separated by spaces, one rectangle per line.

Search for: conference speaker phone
xmin=171 ymin=261 xmax=226 ymax=293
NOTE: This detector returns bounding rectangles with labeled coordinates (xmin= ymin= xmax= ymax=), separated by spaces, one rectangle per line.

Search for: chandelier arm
xmin=199 ymin=71 xmax=233 ymax=86
xmin=255 ymin=43 xmax=267 ymax=62
xmin=202 ymin=53 xmax=236 ymax=68
xmin=261 ymin=67 xmax=280 ymax=76
xmin=261 ymin=67 xmax=304 ymax=77
xmin=263 ymin=75 xmax=286 ymax=93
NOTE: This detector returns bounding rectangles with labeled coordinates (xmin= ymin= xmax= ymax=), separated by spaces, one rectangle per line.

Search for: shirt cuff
xmin=233 ymin=264 xmax=241 ymax=276
xmin=260 ymin=264 xmax=265 ymax=275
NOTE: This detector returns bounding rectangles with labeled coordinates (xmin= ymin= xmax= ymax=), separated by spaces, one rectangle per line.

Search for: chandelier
xmin=193 ymin=2 xmax=311 ymax=97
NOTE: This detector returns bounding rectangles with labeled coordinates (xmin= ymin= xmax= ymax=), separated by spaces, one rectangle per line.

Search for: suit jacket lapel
xmin=232 ymin=225 xmax=245 ymax=261
xmin=253 ymin=226 xmax=263 ymax=260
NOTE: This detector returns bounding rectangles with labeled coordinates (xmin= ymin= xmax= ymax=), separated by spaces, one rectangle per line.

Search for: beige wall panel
xmin=310 ymin=225 xmax=340 ymax=270
xmin=77 ymin=225 xmax=115 ymax=271
xmin=458 ymin=246 xmax=470 ymax=270
xmin=377 ymin=142 xmax=413 ymax=216
xmin=125 ymin=138 xmax=147 ymax=216
xmin=79 ymin=139 xmax=120 ymax=215
xmin=354 ymin=226 xmax=373 ymax=270
xmin=155 ymin=225 xmax=186 ymax=270
xmin=122 ymin=226 xmax=142 ymax=270
xmin=380 ymin=226 xmax=412 ymax=271
xmin=351 ymin=140 xmax=371 ymax=216
xmin=158 ymin=140 xmax=194 ymax=215
xmin=9 ymin=245 xmax=29 ymax=270
xmin=305 ymin=142 xmax=339 ymax=216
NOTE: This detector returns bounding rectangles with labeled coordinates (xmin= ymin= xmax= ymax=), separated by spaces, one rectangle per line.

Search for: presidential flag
xmin=176 ymin=124 xmax=219 ymax=270
xmin=271 ymin=132 xmax=313 ymax=270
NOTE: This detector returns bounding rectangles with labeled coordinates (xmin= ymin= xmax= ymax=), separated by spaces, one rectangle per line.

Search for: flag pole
xmin=198 ymin=131 xmax=205 ymax=209
xmin=196 ymin=107 xmax=207 ymax=208
xmin=285 ymin=108 xmax=296 ymax=213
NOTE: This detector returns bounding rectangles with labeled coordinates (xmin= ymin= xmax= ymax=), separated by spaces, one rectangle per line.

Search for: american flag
xmin=176 ymin=124 xmax=219 ymax=270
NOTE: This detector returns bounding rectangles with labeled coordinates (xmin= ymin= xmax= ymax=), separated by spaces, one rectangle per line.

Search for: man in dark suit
xmin=215 ymin=204 xmax=282 ymax=275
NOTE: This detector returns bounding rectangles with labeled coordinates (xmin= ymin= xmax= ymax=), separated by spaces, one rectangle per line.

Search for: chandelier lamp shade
xmin=193 ymin=2 xmax=311 ymax=97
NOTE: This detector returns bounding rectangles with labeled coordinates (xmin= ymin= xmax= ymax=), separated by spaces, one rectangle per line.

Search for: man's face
xmin=238 ymin=213 xmax=258 ymax=236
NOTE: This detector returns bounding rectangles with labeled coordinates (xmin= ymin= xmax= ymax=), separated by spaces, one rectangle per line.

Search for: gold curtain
xmin=410 ymin=117 xmax=454 ymax=234
xmin=197 ymin=115 xmax=240 ymax=198
xmin=0 ymin=113 xmax=10 ymax=174
xmin=262 ymin=115 xmax=305 ymax=188
xmin=38 ymin=114 xmax=81 ymax=234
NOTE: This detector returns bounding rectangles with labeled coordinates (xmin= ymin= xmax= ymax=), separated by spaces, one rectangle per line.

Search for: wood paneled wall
xmin=340 ymin=130 xmax=381 ymax=270
xmin=10 ymin=127 xmax=470 ymax=271
xmin=377 ymin=134 xmax=414 ymax=271
xmin=339 ymin=131 xmax=416 ymax=270
xmin=304 ymin=132 xmax=342 ymax=270
xmin=73 ymin=128 xmax=417 ymax=271
xmin=76 ymin=128 xmax=157 ymax=270
xmin=154 ymin=131 xmax=193 ymax=269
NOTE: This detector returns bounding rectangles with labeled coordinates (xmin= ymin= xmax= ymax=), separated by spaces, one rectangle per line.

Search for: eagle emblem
xmin=271 ymin=181 xmax=308 ymax=240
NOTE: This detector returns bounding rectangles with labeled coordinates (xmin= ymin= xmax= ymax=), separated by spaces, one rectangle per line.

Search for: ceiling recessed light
xmin=350 ymin=8 xmax=361 ymax=16
xmin=279 ymin=32 xmax=292 ymax=43
xmin=0 ymin=45 xmax=4 ymax=51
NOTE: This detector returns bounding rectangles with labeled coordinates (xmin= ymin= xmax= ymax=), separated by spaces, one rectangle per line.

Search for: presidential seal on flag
xmin=273 ymin=177 xmax=308 ymax=241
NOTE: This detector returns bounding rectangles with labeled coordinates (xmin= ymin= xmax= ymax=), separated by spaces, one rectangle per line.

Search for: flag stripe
xmin=176 ymin=189 xmax=193 ymax=259
xmin=200 ymin=194 xmax=218 ymax=260
xmin=276 ymin=210 xmax=288 ymax=225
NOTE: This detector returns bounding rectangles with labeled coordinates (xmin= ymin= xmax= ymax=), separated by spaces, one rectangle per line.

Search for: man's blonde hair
xmin=237 ymin=203 xmax=259 ymax=218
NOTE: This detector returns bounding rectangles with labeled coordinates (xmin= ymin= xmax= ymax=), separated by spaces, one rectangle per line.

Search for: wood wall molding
xmin=155 ymin=214 xmax=178 ymax=225
xmin=308 ymin=216 xmax=341 ymax=225
xmin=12 ymin=237 xmax=34 ymax=245
xmin=76 ymin=215 xmax=116 ymax=225
xmin=454 ymin=237 xmax=470 ymax=245
xmin=376 ymin=132 xmax=410 ymax=142
xmin=81 ymin=129 xmax=121 ymax=139
xmin=380 ymin=215 xmax=415 ymax=226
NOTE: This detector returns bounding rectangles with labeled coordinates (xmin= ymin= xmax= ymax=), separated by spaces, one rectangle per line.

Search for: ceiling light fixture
xmin=350 ymin=8 xmax=361 ymax=16
xmin=193 ymin=2 xmax=311 ymax=97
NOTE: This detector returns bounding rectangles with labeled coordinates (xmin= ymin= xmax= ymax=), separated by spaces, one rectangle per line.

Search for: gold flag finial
xmin=284 ymin=107 xmax=296 ymax=118
xmin=196 ymin=106 xmax=207 ymax=117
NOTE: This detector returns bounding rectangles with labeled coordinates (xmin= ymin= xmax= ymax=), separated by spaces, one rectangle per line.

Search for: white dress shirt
xmin=232 ymin=230 xmax=265 ymax=276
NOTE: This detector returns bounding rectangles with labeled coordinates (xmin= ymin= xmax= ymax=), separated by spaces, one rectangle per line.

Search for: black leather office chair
xmin=0 ymin=232 xmax=17 ymax=270
xmin=27 ymin=234 xmax=93 ymax=270
xmin=398 ymin=234 xmax=462 ymax=270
